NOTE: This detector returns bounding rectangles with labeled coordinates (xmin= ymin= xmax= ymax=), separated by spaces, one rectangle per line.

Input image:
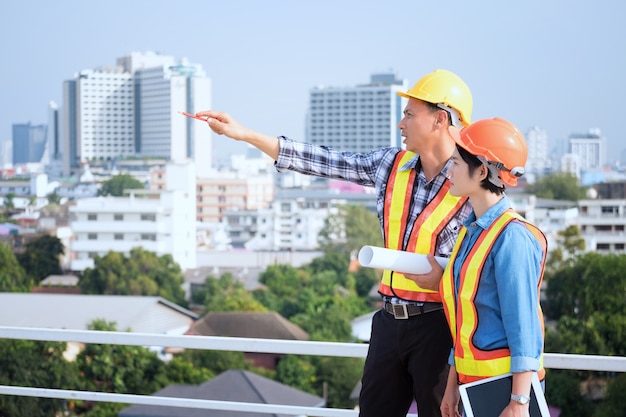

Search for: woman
xmin=439 ymin=118 xmax=547 ymax=417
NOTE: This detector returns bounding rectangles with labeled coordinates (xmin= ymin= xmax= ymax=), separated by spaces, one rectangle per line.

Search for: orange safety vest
xmin=378 ymin=150 xmax=468 ymax=302
xmin=440 ymin=210 xmax=547 ymax=383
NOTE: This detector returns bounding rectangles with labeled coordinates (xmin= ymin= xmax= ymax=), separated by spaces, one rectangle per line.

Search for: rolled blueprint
xmin=357 ymin=245 xmax=448 ymax=274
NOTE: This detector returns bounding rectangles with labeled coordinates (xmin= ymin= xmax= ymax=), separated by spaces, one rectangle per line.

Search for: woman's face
xmin=447 ymin=147 xmax=483 ymax=197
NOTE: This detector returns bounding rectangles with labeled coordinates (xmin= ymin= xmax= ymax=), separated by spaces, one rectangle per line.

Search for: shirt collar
xmin=399 ymin=153 xmax=454 ymax=178
xmin=463 ymin=194 xmax=512 ymax=230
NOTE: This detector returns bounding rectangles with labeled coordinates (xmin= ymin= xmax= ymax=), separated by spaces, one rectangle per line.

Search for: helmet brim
xmin=448 ymin=126 xmax=466 ymax=150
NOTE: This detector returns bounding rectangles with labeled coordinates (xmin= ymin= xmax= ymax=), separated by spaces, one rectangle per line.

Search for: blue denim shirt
xmin=448 ymin=196 xmax=544 ymax=373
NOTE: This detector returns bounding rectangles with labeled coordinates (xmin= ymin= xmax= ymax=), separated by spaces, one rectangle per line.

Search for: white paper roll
xmin=357 ymin=245 xmax=448 ymax=274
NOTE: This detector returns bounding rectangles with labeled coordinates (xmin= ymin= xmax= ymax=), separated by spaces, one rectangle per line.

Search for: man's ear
xmin=435 ymin=110 xmax=447 ymax=127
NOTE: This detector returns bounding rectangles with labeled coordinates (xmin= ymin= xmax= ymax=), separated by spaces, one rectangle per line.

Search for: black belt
xmin=384 ymin=302 xmax=444 ymax=319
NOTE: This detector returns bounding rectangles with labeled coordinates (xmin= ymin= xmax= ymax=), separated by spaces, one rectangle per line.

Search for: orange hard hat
xmin=449 ymin=118 xmax=527 ymax=187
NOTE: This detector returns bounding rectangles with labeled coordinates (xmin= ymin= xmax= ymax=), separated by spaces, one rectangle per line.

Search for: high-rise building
xmin=305 ymin=73 xmax=408 ymax=152
xmin=62 ymin=51 xmax=211 ymax=177
xmin=569 ymin=128 xmax=606 ymax=171
xmin=525 ymin=126 xmax=551 ymax=180
xmin=43 ymin=101 xmax=64 ymax=180
xmin=12 ymin=122 xmax=47 ymax=165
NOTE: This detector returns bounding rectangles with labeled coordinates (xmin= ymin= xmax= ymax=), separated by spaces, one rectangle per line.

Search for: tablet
xmin=459 ymin=372 xmax=550 ymax=417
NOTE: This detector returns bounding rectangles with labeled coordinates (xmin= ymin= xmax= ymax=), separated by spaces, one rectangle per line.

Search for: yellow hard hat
xmin=397 ymin=69 xmax=473 ymax=127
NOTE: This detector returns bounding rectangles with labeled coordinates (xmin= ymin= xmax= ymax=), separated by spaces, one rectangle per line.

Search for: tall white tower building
xmin=43 ymin=101 xmax=64 ymax=180
xmin=568 ymin=128 xmax=606 ymax=171
xmin=305 ymin=73 xmax=408 ymax=152
xmin=62 ymin=52 xmax=211 ymax=177
xmin=525 ymin=126 xmax=550 ymax=181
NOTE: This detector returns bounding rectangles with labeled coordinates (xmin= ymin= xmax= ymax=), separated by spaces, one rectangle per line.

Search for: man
xmin=195 ymin=69 xmax=473 ymax=417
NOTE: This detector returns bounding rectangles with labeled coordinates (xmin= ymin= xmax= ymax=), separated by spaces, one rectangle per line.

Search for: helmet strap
xmin=477 ymin=156 xmax=506 ymax=188
xmin=437 ymin=104 xmax=463 ymax=128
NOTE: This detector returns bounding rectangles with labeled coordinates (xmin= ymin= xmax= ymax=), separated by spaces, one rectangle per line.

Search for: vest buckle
xmin=392 ymin=304 xmax=409 ymax=319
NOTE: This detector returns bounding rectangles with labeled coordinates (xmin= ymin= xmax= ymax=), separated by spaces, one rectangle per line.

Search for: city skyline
xmin=1 ymin=1 xmax=625 ymax=165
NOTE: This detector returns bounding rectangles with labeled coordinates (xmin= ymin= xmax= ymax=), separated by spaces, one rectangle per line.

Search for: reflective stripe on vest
xmin=378 ymin=151 xmax=467 ymax=302
xmin=441 ymin=210 xmax=547 ymax=383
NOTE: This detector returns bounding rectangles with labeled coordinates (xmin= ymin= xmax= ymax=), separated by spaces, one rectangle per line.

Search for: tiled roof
xmin=191 ymin=312 xmax=308 ymax=341
xmin=119 ymin=369 xmax=325 ymax=417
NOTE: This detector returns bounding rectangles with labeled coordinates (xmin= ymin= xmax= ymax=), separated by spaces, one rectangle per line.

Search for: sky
xmin=1 ymin=0 xmax=625 ymax=163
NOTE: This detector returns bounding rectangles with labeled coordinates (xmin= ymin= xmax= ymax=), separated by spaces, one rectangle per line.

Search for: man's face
xmin=397 ymin=98 xmax=438 ymax=153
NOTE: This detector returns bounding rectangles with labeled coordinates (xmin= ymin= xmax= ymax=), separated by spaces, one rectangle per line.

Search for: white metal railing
xmin=1 ymin=326 xmax=625 ymax=416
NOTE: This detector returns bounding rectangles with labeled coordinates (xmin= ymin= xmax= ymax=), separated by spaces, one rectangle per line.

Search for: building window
xmin=114 ymin=234 xmax=124 ymax=240
xmin=141 ymin=234 xmax=156 ymax=241
xmin=114 ymin=214 xmax=123 ymax=221
xmin=87 ymin=214 xmax=97 ymax=221
xmin=88 ymin=233 xmax=97 ymax=240
xmin=141 ymin=213 xmax=156 ymax=221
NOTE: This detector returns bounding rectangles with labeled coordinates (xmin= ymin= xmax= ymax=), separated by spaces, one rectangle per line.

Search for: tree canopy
xmin=0 ymin=241 xmax=31 ymax=292
xmin=98 ymin=173 xmax=145 ymax=197
xmin=0 ymin=338 xmax=78 ymax=416
xmin=17 ymin=234 xmax=64 ymax=282
xmin=525 ymin=172 xmax=587 ymax=200
xmin=544 ymin=251 xmax=626 ymax=415
xmin=317 ymin=204 xmax=382 ymax=256
xmin=196 ymin=272 xmax=267 ymax=312
xmin=79 ymin=247 xmax=187 ymax=307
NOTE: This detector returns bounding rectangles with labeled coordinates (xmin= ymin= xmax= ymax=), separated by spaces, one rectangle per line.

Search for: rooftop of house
xmin=191 ymin=311 xmax=308 ymax=341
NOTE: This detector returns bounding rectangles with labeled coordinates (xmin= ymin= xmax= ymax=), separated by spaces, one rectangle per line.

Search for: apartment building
xmin=578 ymin=197 xmax=626 ymax=254
xmin=305 ymin=73 xmax=408 ymax=152
xmin=62 ymin=51 xmax=211 ymax=176
xmin=150 ymin=155 xmax=275 ymax=224
xmin=223 ymin=188 xmax=376 ymax=251
xmin=69 ymin=161 xmax=196 ymax=271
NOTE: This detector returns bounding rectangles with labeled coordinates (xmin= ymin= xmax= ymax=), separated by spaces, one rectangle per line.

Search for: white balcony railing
xmin=1 ymin=326 xmax=625 ymax=416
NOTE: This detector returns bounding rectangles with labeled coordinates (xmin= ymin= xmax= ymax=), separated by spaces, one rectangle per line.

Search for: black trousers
xmin=359 ymin=308 xmax=452 ymax=417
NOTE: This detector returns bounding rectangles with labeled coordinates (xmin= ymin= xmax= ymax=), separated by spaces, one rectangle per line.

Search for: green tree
xmin=525 ymin=172 xmax=587 ymax=200
xmin=317 ymin=204 xmax=382 ymax=257
xmin=47 ymin=192 xmax=61 ymax=205
xmin=595 ymin=373 xmax=626 ymax=417
xmin=98 ymin=173 xmax=145 ymax=196
xmin=545 ymin=252 xmax=626 ymax=322
xmin=352 ymin=265 xmax=380 ymax=298
xmin=3 ymin=192 xmax=15 ymax=210
xmin=178 ymin=349 xmax=246 ymax=376
xmin=256 ymin=264 xmax=303 ymax=316
xmin=275 ymin=355 xmax=317 ymax=393
xmin=199 ymin=273 xmax=267 ymax=312
xmin=17 ymin=234 xmax=64 ymax=282
xmin=73 ymin=320 xmax=168 ymax=415
xmin=545 ymin=225 xmax=586 ymax=274
xmin=163 ymin=355 xmax=213 ymax=384
xmin=306 ymin=251 xmax=350 ymax=288
xmin=0 ymin=338 xmax=79 ymax=416
xmin=543 ymin=252 xmax=626 ymax=416
xmin=544 ymin=369 xmax=594 ymax=417
xmin=79 ymin=247 xmax=187 ymax=307
xmin=0 ymin=242 xmax=31 ymax=292
xmin=312 ymin=356 xmax=363 ymax=409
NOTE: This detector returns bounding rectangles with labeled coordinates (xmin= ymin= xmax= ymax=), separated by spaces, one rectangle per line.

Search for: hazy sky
xmin=1 ymin=0 xmax=625 ymax=162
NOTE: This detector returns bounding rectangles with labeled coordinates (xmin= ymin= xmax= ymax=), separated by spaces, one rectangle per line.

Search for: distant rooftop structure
xmin=119 ymin=369 xmax=325 ymax=417
xmin=191 ymin=312 xmax=308 ymax=341
xmin=0 ymin=293 xmax=198 ymax=334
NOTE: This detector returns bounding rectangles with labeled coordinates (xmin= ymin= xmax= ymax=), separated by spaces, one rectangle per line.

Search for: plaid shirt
xmin=275 ymin=136 xmax=472 ymax=258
